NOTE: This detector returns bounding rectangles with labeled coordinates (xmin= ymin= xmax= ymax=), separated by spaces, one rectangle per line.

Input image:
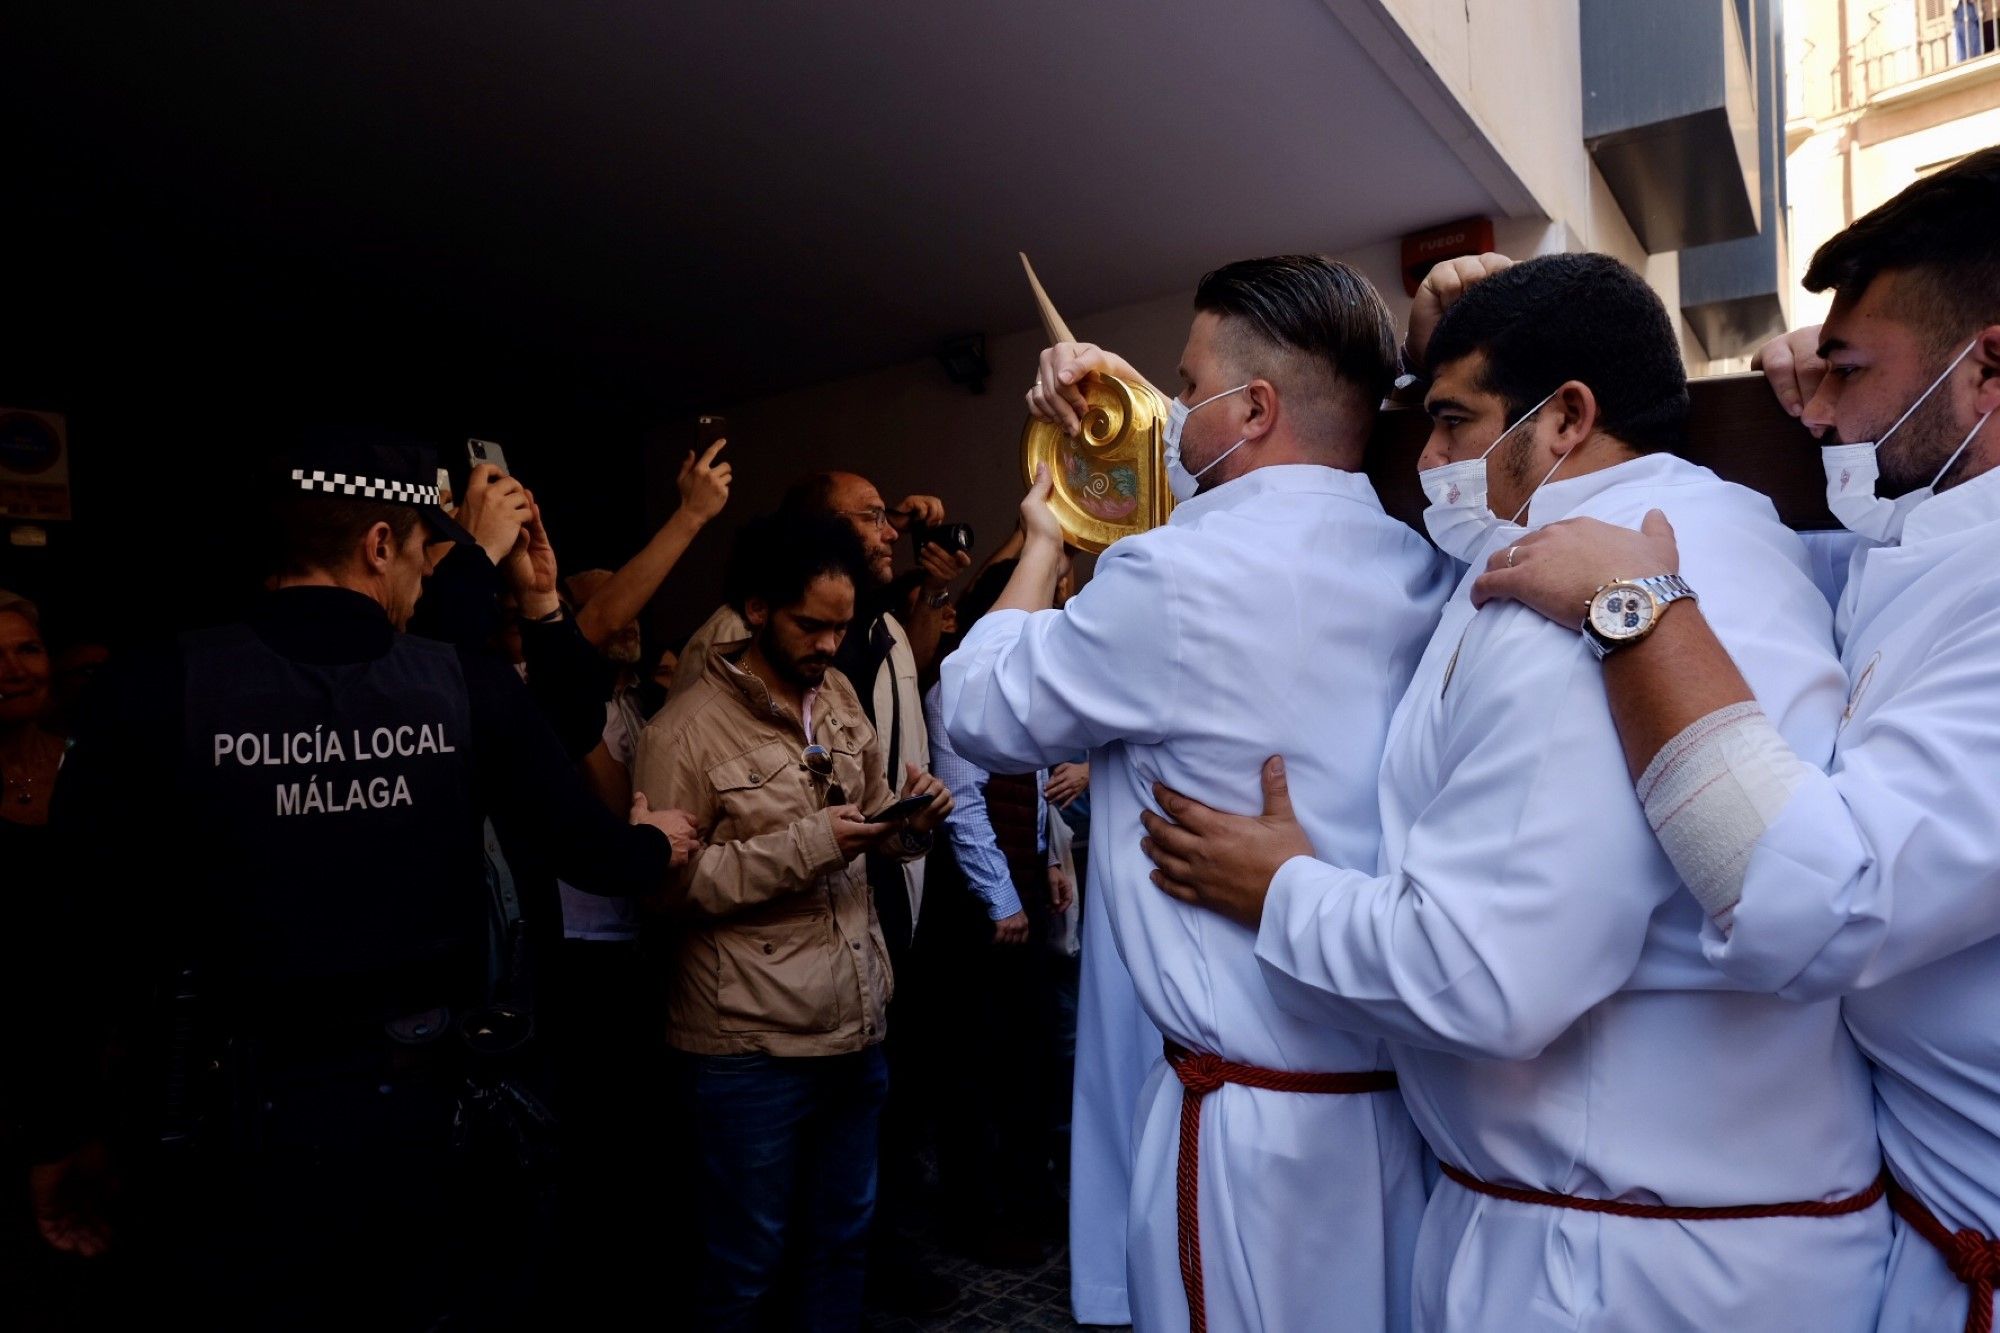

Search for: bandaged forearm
xmin=1635 ymin=702 xmax=1814 ymax=932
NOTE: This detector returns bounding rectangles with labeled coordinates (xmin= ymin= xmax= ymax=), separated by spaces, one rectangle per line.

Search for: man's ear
xmin=1551 ymin=380 xmax=1600 ymax=456
xmin=743 ymin=597 xmax=770 ymax=631
xmin=1242 ymin=379 xmax=1279 ymax=440
xmin=361 ymin=521 xmax=396 ymax=573
xmin=1974 ymin=325 xmax=2000 ymax=413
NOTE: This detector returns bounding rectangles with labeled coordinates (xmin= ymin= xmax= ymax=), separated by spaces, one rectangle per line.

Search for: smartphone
xmin=865 ymin=791 xmax=937 ymax=824
xmin=696 ymin=414 xmax=729 ymax=452
xmin=467 ymin=437 xmax=510 ymax=476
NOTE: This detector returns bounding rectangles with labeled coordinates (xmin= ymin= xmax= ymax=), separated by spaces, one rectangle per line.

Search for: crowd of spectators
xmin=0 ymin=435 xmax=1084 ymax=1333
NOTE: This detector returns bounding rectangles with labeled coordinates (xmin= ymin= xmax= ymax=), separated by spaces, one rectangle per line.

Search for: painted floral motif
xmin=1064 ymin=440 xmax=1140 ymax=521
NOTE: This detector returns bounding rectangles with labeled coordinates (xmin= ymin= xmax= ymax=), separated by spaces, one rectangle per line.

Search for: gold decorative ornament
xmin=1019 ymin=253 xmax=1175 ymax=554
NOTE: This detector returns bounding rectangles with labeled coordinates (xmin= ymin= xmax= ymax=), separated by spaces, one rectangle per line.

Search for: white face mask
xmin=1419 ymin=389 xmax=1561 ymax=561
xmin=1823 ymin=337 xmax=1995 ymax=543
xmin=1164 ymin=383 xmax=1250 ymax=502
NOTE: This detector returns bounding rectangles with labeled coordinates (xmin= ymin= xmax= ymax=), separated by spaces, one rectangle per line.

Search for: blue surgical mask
xmin=1164 ymin=383 xmax=1250 ymax=501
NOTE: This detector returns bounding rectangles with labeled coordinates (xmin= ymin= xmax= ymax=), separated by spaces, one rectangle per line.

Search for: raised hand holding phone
xmin=678 ymin=439 xmax=732 ymax=525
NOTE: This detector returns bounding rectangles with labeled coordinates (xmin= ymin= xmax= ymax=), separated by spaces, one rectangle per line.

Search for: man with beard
xmin=676 ymin=472 xmax=965 ymax=953
xmin=1475 ymin=146 xmax=2000 ymax=1333
xmin=1142 ymin=254 xmax=1888 ymax=1332
xmin=675 ymin=471 xmax=968 ymax=1316
xmin=634 ymin=511 xmax=952 ymax=1332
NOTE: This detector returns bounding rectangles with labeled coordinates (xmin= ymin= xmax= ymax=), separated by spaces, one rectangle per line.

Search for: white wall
xmin=1364 ymin=0 xmax=1661 ymax=266
xmin=641 ymin=0 xmax=1717 ymax=641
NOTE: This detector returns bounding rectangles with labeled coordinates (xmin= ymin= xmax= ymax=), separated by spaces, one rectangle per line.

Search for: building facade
xmin=1785 ymin=0 xmax=2000 ymax=328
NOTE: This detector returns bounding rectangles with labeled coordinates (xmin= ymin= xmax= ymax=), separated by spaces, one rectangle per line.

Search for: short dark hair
xmin=725 ymin=511 xmax=867 ymax=615
xmin=1425 ymin=252 xmax=1688 ymax=455
xmin=271 ymin=494 xmax=421 ymax=578
xmin=1804 ymin=146 xmax=2000 ymax=352
xmin=1193 ymin=255 xmax=1399 ymax=415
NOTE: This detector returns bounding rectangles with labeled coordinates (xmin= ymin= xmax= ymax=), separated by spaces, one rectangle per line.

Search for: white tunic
xmin=1699 ymin=465 xmax=2000 ymax=1332
xmin=1068 ymin=860 xmax=1161 ymax=1326
xmin=1256 ymin=454 xmax=1889 ymax=1332
xmin=942 ymin=464 xmax=1451 ymax=1333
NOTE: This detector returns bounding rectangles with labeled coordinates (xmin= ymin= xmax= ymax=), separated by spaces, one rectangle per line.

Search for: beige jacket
xmin=635 ymin=639 xmax=920 ymax=1056
xmin=676 ymin=603 xmax=931 ymax=923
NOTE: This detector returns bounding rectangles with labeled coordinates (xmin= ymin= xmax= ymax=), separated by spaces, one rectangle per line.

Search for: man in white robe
xmin=1068 ymin=869 xmax=1159 ymax=1325
xmin=1146 ymin=253 xmax=1889 ymax=1332
xmin=1476 ymin=146 xmax=2000 ymax=1333
xmin=942 ymin=255 xmax=1452 ymax=1333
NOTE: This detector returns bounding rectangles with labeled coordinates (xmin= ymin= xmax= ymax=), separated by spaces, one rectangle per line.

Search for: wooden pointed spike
xmin=1020 ymin=252 xmax=1078 ymax=347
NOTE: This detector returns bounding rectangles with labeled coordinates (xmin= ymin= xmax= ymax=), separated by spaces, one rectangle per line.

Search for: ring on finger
xmin=1507 ymin=545 xmax=1521 ymax=568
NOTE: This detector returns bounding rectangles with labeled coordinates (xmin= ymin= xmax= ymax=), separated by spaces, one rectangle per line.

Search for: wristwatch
xmin=1581 ymin=574 xmax=1695 ymax=660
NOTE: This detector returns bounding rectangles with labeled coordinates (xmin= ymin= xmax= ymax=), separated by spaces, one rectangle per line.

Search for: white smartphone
xmin=466 ymin=437 xmax=510 ymax=476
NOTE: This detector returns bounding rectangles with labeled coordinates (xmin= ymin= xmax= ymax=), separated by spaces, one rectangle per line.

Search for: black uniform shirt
xmin=26 ymin=585 xmax=671 ymax=1159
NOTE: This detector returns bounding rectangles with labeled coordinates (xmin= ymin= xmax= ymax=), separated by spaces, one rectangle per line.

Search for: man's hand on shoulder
xmin=1469 ymin=510 xmax=1680 ymax=624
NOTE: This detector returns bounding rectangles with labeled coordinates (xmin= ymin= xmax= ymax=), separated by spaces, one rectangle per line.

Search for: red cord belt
xmin=1887 ymin=1178 xmax=2000 ymax=1333
xmin=1163 ymin=1039 xmax=1399 ymax=1333
xmin=1436 ymin=1160 xmax=1887 ymax=1221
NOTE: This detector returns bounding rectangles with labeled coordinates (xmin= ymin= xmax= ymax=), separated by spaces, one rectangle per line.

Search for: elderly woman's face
xmin=0 ymin=611 xmax=52 ymax=725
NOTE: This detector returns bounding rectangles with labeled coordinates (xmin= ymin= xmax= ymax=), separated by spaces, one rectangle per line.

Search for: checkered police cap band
xmin=291 ymin=469 xmax=440 ymax=505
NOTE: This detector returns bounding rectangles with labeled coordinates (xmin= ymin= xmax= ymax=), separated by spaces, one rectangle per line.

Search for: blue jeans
xmin=685 ymin=1046 xmax=889 ymax=1332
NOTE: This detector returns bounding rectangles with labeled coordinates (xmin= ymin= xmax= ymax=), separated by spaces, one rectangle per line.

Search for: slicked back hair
xmin=1193 ymin=255 xmax=1399 ymax=441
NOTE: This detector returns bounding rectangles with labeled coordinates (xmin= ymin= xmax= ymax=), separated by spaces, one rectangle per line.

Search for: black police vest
xmin=178 ymin=623 xmax=484 ymax=1020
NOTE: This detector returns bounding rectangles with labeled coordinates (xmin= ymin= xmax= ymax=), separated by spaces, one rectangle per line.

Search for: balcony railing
xmin=1802 ymin=2 xmax=1999 ymax=117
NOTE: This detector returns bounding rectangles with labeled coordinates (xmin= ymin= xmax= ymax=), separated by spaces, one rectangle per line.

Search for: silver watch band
xmin=1634 ymin=573 xmax=1695 ymax=606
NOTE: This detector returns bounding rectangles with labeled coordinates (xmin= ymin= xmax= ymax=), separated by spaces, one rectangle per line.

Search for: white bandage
xmin=1636 ymin=702 xmax=1812 ymax=933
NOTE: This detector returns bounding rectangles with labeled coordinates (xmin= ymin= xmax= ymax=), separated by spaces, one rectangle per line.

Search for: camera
xmin=914 ymin=521 xmax=974 ymax=556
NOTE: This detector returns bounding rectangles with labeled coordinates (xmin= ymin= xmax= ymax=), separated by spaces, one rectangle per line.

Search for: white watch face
xmin=1590 ymin=584 xmax=1656 ymax=641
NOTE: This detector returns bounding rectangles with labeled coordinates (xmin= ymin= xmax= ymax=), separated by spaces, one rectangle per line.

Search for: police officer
xmin=23 ymin=437 xmax=695 ymax=1330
